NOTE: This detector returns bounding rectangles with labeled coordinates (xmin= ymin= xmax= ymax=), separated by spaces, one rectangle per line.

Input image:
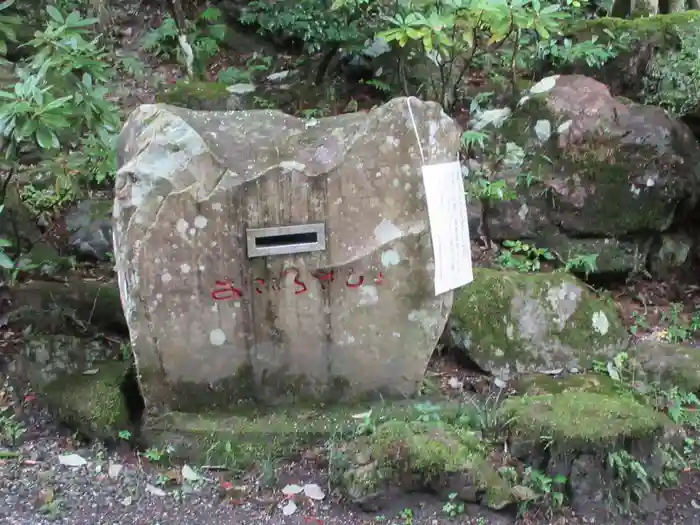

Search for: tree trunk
xmin=631 ymin=0 xmax=659 ymax=16
xmin=610 ymin=0 xmax=632 ymax=17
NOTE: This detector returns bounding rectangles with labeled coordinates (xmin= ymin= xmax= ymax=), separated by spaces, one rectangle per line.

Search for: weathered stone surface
xmin=114 ymin=98 xmax=460 ymax=415
xmin=468 ymin=74 xmax=700 ymax=278
xmin=632 ymin=339 xmax=700 ymax=393
xmin=447 ymin=269 xmax=628 ymax=379
xmin=65 ymin=198 xmax=113 ymax=261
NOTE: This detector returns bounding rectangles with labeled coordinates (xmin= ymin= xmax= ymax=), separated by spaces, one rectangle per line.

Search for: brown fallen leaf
xmin=36 ymin=488 xmax=54 ymax=507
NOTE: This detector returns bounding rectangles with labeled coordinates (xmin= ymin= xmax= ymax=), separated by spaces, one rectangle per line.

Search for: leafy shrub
xmin=641 ymin=29 xmax=700 ymax=117
xmin=0 ymin=6 xmax=120 ymax=211
xmin=0 ymin=0 xmax=21 ymax=61
xmin=241 ymin=0 xmax=377 ymax=55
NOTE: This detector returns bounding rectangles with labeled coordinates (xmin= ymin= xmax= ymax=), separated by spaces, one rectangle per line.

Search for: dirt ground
xmin=0 ymin=396 xmax=698 ymax=525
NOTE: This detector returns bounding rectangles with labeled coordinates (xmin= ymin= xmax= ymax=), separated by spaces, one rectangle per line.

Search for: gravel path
xmin=1 ymin=399 xmax=699 ymax=525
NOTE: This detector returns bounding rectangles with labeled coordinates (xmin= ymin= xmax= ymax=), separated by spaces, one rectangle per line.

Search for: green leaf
xmin=65 ymin=10 xmax=81 ymax=26
xmin=0 ymin=250 xmax=13 ymax=269
xmin=35 ymin=125 xmax=55 ymax=149
xmin=45 ymin=5 xmax=64 ymax=24
xmin=0 ymin=0 xmax=16 ymax=13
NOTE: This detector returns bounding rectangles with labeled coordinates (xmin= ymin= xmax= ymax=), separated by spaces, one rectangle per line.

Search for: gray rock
xmin=113 ymin=98 xmax=460 ymax=416
xmin=447 ymin=268 xmax=629 ymax=380
xmin=65 ymin=199 xmax=114 ymax=261
xmin=568 ymin=454 xmax=610 ymax=515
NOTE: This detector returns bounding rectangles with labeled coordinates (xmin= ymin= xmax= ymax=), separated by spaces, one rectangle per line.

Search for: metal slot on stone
xmin=246 ymin=223 xmax=326 ymax=258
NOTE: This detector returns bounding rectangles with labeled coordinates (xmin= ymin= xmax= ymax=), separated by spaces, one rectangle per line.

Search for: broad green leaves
xmin=0 ymin=5 xmax=120 ymax=210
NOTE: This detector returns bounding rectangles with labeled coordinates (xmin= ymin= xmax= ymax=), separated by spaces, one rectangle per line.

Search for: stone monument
xmin=113 ymin=98 xmax=461 ymax=418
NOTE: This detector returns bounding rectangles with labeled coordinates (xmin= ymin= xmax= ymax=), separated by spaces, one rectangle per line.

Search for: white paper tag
xmin=421 ymin=161 xmax=474 ymax=296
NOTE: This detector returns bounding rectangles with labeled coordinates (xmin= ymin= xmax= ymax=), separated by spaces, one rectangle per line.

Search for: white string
xmin=405 ymin=97 xmax=426 ymax=164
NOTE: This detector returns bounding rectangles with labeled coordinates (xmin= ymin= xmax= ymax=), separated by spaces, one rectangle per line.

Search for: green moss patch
xmin=340 ymin=419 xmax=513 ymax=510
xmin=570 ymin=11 xmax=700 ymax=43
xmin=43 ymin=361 xmax=130 ymax=440
xmin=513 ymin=372 xmax=621 ymax=396
xmin=501 ymin=391 xmax=669 ymax=452
xmin=156 ymin=80 xmax=231 ymax=110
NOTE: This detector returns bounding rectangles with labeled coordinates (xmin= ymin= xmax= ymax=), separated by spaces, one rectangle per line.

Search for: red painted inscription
xmin=211 ymin=268 xmax=383 ymax=301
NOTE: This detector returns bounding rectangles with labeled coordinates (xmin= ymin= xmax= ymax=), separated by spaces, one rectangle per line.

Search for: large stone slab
xmin=114 ymin=98 xmax=461 ymax=416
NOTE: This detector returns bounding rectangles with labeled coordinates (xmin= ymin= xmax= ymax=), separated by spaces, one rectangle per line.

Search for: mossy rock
xmin=341 ymin=419 xmax=512 ymax=510
xmin=501 ymin=391 xmax=670 ymax=454
xmin=448 ymin=268 xmax=628 ymax=379
xmin=43 ymin=361 xmax=130 ymax=440
xmin=10 ymin=334 xmax=123 ymax=389
xmin=513 ymin=372 xmax=622 ymax=396
xmin=632 ymin=340 xmax=700 ymax=393
xmin=472 ymin=75 xmax=700 ymax=247
xmin=142 ymin=400 xmax=466 ymax=468
xmin=535 ymin=235 xmax=650 ymax=276
xmin=156 ymin=81 xmax=235 ymax=110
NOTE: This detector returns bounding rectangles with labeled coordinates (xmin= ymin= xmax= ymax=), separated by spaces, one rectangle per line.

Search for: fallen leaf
xmin=511 ymin=484 xmax=537 ymax=501
xmin=303 ymin=483 xmax=325 ymax=501
xmin=540 ymin=368 xmax=564 ymax=376
xmin=493 ymin=377 xmax=507 ymax=389
xmin=82 ymin=369 xmax=99 ymax=375
xmin=182 ymin=464 xmax=200 ymax=482
xmin=37 ymin=488 xmax=54 ymax=506
xmin=163 ymin=468 xmax=182 ymax=484
xmin=282 ymin=483 xmax=304 ymax=496
xmin=108 ymin=462 xmax=123 ymax=479
xmin=121 ymin=496 xmax=132 ymax=506
xmin=58 ymin=453 xmax=87 ymax=467
xmin=146 ymin=484 xmax=166 ymax=497
xmin=351 ymin=410 xmax=372 ymax=420
xmin=691 ymin=499 xmax=699 ymax=509
xmin=447 ymin=377 xmax=463 ymax=389
xmin=282 ymin=500 xmax=297 ymax=516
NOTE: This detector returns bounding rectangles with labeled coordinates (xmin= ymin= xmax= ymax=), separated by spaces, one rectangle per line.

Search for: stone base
xmin=141 ymin=401 xmax=456 ymax=467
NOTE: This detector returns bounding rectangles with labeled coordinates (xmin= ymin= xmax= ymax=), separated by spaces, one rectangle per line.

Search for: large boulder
xmin=447 ymin=268 xmax=629 ymax=379
xmin=468 ymin=74 xmax=700 ymax=276
xmin=114 ymin=98 xmax=460 ymax=417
